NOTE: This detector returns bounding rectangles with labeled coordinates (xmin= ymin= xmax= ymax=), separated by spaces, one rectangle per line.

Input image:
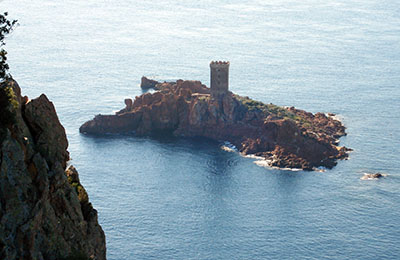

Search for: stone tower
xmin=210 ymin=61 xmax=229 ymax=96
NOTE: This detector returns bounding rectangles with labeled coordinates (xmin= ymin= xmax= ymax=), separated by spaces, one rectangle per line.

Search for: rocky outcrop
xmin=361 ymin=173 xmax=386 ymax=180
xmin=140 ymin=76 xmax=176 ymax=91
xmin=0 ymin=81 xmax=106 ymax=259
xmin=140 ymin=76 xmax=159 ymax=89
xmin=80 ymin=79 xmax=350 ymax=170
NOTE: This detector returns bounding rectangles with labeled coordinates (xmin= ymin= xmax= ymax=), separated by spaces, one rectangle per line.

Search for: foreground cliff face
xmin=0 ymin=81 xmax=106 ymax=259
xmin=80 ymin=79 xmax=349 ymax=170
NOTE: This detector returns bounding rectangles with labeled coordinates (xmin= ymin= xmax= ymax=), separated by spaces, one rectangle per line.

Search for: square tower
xmin=210 ymin=61 xmax=229 ymax=96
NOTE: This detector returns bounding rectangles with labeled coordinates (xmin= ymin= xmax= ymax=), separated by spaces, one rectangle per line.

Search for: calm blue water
xmin=3 ymin=0 xmax=400 ymax=259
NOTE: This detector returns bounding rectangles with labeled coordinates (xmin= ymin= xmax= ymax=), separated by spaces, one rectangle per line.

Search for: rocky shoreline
xmin=0 ymin=81 xmax=106 ymax=259
xmin=80 ymin=78 xmax=350 ymax=170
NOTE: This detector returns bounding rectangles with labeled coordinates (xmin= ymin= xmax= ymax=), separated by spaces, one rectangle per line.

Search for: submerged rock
xmin=0 ymin=81 xmax=106 ymax=259
xmin=80 ymin=79 xmax=350 ymax=170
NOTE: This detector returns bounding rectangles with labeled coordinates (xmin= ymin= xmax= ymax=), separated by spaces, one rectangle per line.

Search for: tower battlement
xmin=210 ymin=61 xmax=229 ymax=96
xmin=210 ymin=61 xmax=230 ymax=68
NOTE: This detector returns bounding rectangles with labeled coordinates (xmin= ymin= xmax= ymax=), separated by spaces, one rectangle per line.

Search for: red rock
xmin=1 ymin=81 xmax=106 ymax=259
xmin=80 ymin=80 xmax=350 ymax=170
xmin=140 ymin=76 xmax=159 ymax=89
xmin=124 ymin=98 xmax=133 ymax=110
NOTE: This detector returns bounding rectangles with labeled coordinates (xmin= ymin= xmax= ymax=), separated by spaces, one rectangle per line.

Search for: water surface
xmin=3 ymin=0 xmax=400 ymax=259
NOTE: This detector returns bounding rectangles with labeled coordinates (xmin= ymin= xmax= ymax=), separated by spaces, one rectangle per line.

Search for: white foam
xmin=253 ymin=159 xmax=271 ymax=168
xmin=222 ymin=142 xmax=307 ymax=172
xmin=220 ymin=141 xmax=238 ymax=152
xmin=314 ymin=166 xmax=327 ymax=172
xmin=221 ymin=146 xmax=235 ymax=152
xmin=326 ymin=113 xmax=343 ymax=122
xmin=252 ymin=158 xmax=303 ymax=171
xmin=244 ymin=154 xmax=264 ymax=160
xmin=254 ymin=162 xmax=303 ymax=171
xmin=278 ymin=167 xmax=303 ymax=172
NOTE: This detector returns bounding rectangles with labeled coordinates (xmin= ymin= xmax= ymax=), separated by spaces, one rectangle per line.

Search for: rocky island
xmin=0 ymin=81 xmax=106 ymax=259
xmin=80 ymin=61 xmax=350 ymax=170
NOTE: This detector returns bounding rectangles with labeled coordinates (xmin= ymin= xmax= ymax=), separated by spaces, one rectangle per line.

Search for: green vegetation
xmin=265 ymin=103 xmax=300 ymax=121
xmin=233 ymin=94 xmax=267 ymax=111
xmin=0 ymin=79 xmax=18 ymax=145
xmin=67 ymin=176 xmax=89 ymax=204
xmin=0 ymin=12 xmax=17 ymax=145
xmin=233 ymin=94 xmax=311 ymax=125
xmin=241 ymin=98 xmax=267 ymax=111
xmin=1 ymin=12 xmax=17 ymax=81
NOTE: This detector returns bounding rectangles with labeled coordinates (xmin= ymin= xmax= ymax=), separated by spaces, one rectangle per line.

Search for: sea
xmin=2 ymin=0 xmax=400 ymax=259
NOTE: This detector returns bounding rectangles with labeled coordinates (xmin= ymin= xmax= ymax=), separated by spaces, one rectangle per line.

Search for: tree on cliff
xmin=0 ymin=12 xmax=17 ymax=144
xmin=0 ymin=12 xmax=17 ymax=81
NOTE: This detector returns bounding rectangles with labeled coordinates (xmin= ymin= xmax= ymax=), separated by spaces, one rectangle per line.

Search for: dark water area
xmin=3 ymin=0 xmax=400 ymax=259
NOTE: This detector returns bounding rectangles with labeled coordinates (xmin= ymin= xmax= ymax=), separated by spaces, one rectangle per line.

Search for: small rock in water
xmin=361 ymin=172 xmax=386 ymax=180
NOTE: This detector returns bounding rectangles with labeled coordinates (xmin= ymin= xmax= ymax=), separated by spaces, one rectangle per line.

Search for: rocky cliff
xmin=80 ymin=79 xmax=350 ymax=170
xmin=0 ymin=81 xmax=106 ymax=259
